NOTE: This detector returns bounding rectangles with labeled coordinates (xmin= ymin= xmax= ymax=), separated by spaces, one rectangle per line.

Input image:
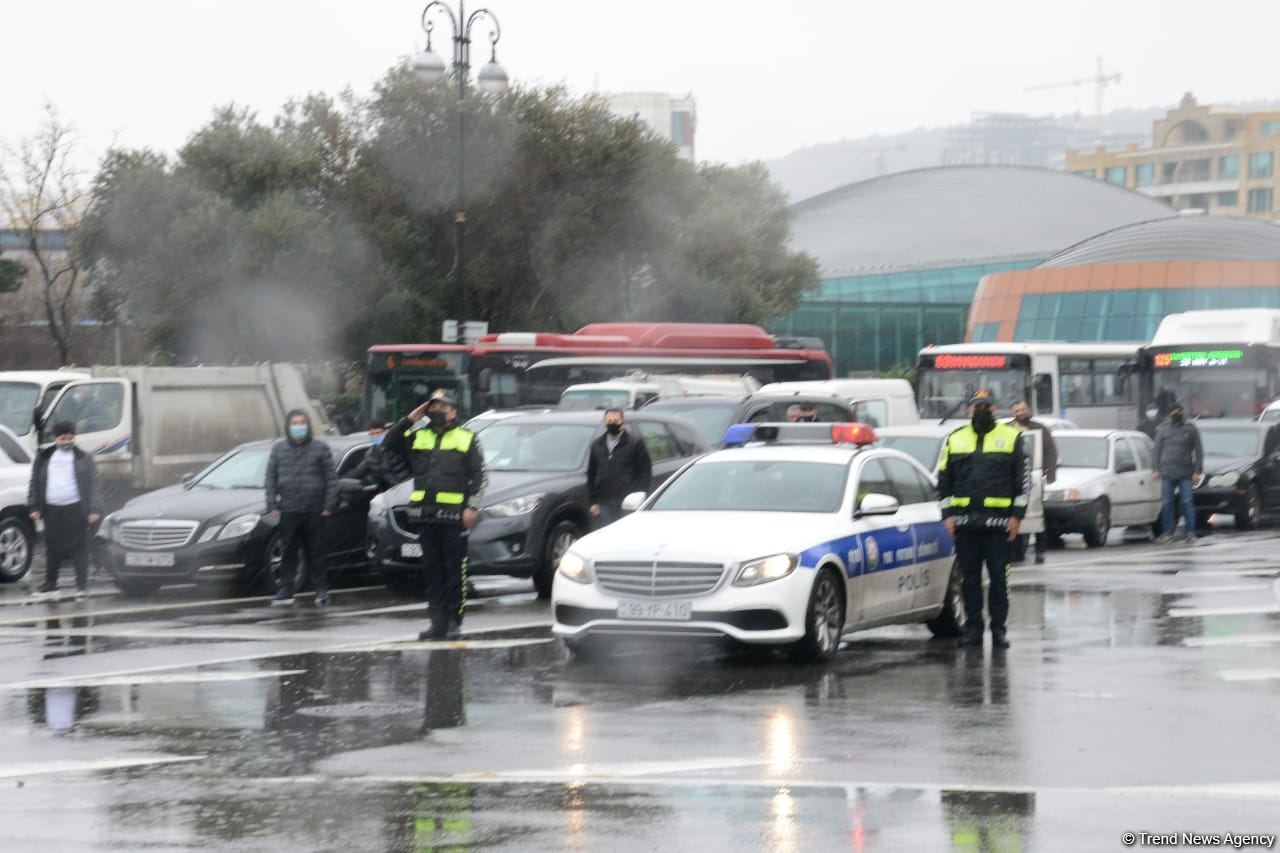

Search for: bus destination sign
xmin=932 ymin=354 xmax=1009 ymax=370
xmin=1152 ymin=349 xmax=1244 ymax=369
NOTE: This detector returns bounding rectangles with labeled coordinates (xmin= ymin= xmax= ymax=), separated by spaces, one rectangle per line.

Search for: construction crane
xmin=1026 ymin=56 xmax=1121 ymax=139
xmin=860 ymin=142 xmax=907 ymax=177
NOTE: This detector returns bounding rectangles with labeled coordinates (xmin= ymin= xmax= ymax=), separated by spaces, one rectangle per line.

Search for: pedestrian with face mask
xmin=28 ymin=422 xmax=101 ymax=600
xmin=351 ymin=418 xmax=411 ymax=493
xmin=936 ymin=389 xmax=1030 ymax=649
xmin=587 ymin=408 xmax=652 ymax=530
xmin=1153 ymin=401 xmax=1203 ymax=543
xmin=1010 ymin=399 xmax=1056 ymax=564
xmin=787 ymin=403 xmax=819 ymax=423
xmin=264 ymin=410 xmax=337 ymax=607
xmin=383 ymin=389 xmax=486 ymax=640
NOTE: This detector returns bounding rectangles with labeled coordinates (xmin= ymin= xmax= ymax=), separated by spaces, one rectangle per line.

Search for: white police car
xmin=552 ymin=423 xmax=962 ymax=662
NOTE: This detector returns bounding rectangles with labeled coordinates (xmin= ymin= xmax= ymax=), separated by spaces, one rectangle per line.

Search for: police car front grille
xmin=593 ymin=560 xmax=725 ymax=598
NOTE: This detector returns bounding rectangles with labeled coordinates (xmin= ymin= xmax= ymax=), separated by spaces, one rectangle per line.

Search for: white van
xmin=0 ymin=370 xmax=92 ymax=452
xmin=755 ymin=379 xmax=919 ymax=427
xmin=559 ymin=373 xmax=760 ymax=411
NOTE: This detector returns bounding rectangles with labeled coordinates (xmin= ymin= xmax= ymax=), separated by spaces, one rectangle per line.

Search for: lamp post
xmin=413 ymin=1 xmax=508 ymax=339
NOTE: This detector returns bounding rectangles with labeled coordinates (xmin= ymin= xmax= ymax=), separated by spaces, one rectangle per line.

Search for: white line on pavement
xmin=1219 ymin=669 xmax=1280 ymax=682
xmin=0 ymin=755 xmax=206 ymax=780
xmin=1184 ymin=633 xmax=1280 ymax=647
xmin=1161 ymin=584 xmax=1274 ymax=594
xmin=1174 ymin=569 xmax=1280 ymax=577
xmin=1168 ymin=604 xmax=1280 ymax=618
xmin=0 ymin=669 xmax=307 ymax=690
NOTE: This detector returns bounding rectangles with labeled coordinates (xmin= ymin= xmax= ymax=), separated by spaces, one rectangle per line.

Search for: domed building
xmin=966 ymin=214 xmax=1280 ymax=342
xmin=770 ymin=165 xmax=1174 ymax=373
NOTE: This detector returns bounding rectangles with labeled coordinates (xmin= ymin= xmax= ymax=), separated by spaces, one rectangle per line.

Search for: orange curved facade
xmin=967 ymin=261 xmax=1280 ymax=342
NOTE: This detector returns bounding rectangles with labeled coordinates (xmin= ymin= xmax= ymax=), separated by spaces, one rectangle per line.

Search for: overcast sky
xmin=7 ymin=0 xmax=1280 ymax=172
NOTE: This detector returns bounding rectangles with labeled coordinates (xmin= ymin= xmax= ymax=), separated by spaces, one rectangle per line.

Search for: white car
xmin=1043 ymin=430 xmax=1161 ymax=547
xmin=0 ymin=424 xmax=36 ymax=582
xmin=551 ymin=423 xmax=962 ymax=663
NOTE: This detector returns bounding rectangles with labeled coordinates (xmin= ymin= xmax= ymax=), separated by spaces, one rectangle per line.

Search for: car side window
xmin=1114 ymin=439 xmax=1136 ymax=473
xmin=1130 ymin=437 xmax=1153 ymax=471
xmin=634 ymin=421 xmax=680 ymax=462
xmin=883 ymin=457 xmax=931 ymax=505
xmin=856 ymin=458 xmax=895 ymax=504
xmin=338 ymin=446 xmax=369 ymax=475
xmin=669 ymin=423 xmax=702 ymax=457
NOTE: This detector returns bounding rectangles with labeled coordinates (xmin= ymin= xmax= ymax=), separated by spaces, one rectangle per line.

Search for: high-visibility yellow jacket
xmin=936 ymin=421 xmax=1030 ymax=526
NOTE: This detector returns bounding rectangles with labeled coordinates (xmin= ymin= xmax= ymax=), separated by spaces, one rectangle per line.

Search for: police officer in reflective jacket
xmin=384 ymin=389 xmax=487 ymax=640
xmin=936 ymin=389 xmax=1030 ymax=649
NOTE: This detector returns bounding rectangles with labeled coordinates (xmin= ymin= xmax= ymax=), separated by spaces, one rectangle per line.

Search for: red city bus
xmin=365 ymin=323 xmax=832 ymax=419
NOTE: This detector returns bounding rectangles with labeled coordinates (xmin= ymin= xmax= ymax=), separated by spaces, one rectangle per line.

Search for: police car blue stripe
xmin=799 ymin=522 xmax=955 ymax=579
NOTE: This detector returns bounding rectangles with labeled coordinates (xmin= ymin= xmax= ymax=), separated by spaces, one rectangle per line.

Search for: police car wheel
xmin=792 ymin=568 xmax=845 ymax=664
xmin=1082 ymin=499 xmax=1110 ymax=548
xmin=926 ymin=560 xmax=965 ymax=638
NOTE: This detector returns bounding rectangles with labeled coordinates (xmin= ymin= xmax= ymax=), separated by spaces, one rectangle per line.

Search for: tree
xmin=80 ymin=73 xmax=818 ymax=362
xmin=0 ymin=258 xmax=25 ymax=294
xmin=0 ymin=105 xmax=89 ymax=363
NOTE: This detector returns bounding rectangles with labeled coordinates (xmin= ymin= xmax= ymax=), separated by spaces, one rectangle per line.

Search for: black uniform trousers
xmin=278 ymin=512 xmax=328 ymax=596
xmin=419 ymin=520 xmax=468 ymax=634
xmin=43 ymin=502 xmax=90 ymax=590
xmin=955 ymin=525 xmax=1011 ymax=634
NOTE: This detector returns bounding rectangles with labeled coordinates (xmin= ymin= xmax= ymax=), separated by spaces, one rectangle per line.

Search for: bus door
xmin=1029 ymin=356 xmax=1056 ymax=418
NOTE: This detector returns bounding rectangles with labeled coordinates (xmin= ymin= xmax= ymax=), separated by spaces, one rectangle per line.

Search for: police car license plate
xmin=125 ymin=551 xmax=175 ymax=567
xmin=617 ymin=600 xmax=692 ymax=621
xmin=401 ymin=543 xmax=423 ymax=559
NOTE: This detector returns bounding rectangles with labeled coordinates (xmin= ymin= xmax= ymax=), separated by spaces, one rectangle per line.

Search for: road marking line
xmin=0 ymin=586 xmax=386 ymax=627
xmin=1162 ymin=584 xmax=1274 ymax=594
xmin=1174 ymin=569 xmax=1280 ymax=577
xmin=1219 ymin=668 xmax=1280 ymax=682
xmin=354 ymin=639 xmax=554 ymax=652
xmin=0 ymin=669 xmax=307 ymax=690
xmin=1184 ymin=633 xmax=1280 ymax=647
xmin=1168 ymin=604 xmax=1280 ymax=618
xmin=0 ymin=755 xmax=206 ymax=780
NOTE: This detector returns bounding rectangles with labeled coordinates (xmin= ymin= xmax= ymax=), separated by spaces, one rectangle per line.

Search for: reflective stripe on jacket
xmin=936 ymin=422 xmax=1030 ymax=526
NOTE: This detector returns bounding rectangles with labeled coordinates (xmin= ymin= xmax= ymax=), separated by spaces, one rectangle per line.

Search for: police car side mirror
xmin=856 ymin=493 xmax=900 ymax=517
xmin=621 ymin=492 xmax=647 ymax=513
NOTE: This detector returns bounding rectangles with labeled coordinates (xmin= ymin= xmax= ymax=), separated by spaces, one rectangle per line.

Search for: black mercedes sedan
xmin=368 ymin=411 xmax=708 ymax=599
xmin=97 ymin=434 xmax=374 ymax=597
xmin=1193 ymin=420 xmax=1280 ymax=530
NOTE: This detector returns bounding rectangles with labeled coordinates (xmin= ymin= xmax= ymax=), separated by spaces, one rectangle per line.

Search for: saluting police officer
xmin=936 ymin=389 xmax=1030 ymax=649
xmin=384 ymin=389 xmax=487 ymax=641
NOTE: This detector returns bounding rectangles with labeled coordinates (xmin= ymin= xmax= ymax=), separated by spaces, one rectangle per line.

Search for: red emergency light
xmin=831 ymin=423 xmax=877 ymax=446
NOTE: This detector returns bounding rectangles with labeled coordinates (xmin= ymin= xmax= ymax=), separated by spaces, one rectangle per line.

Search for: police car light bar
xmin=721 ymin=422 xmax=878 ymax=447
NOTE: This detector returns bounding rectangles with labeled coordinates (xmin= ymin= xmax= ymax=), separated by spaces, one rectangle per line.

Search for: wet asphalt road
xmin=1 ymin=523 xmax=1278 ymax=852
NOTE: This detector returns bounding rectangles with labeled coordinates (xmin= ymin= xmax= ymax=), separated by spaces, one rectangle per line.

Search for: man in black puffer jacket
xmin=264 ymin=409 xmax=337 ymax=606
xmin=587 ymin=409 xmax=652 ymax=530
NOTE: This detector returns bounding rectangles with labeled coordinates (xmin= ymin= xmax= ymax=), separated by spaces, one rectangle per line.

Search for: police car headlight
xmin=734 ymin=553 xmax=798 ymax=587
xmin=485 ymin=494 xmax=544 ymax=517
xmin=1208 ymin=471 xmax=1240 ymax=488
xmin=216 ymin=514 xmax=261 ymax=541
xmin=557 ymin=551 xmax=592 ymax=584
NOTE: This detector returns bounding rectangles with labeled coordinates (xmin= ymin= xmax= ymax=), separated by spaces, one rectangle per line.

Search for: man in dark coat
xmin=587 ymin=408 xmax=652 ymax=530
xmin=265 ymin=409 xmax=337 ymax=606
xmin=28 ymin=421 xmax=101 ymax=599
xmin=352 ymin=418 xmax=411 ymax=493
xmin=1153 ymin=401 xmax=1203 ymax=543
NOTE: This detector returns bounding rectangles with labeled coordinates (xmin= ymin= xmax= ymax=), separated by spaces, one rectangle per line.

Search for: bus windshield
xmin=1149 ymin=368 xmax=1269 ymax=419
xmin=0 ymin=382 xmax=40 ymax=435
xmin=917 ymin=367 xmax=1029 ymax=419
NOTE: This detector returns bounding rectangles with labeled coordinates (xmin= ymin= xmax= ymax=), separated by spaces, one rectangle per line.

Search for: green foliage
xmin=79 ymin=74 xmax=818 ymax=361
xmin=0 ymin=258 xmax=25 ymax=294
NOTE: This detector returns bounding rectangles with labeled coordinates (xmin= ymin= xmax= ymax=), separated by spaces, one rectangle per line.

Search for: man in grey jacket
xmin=1153 ymin=401 xmax=1203 ymax=543
xmin=265 ymin=409 xmax=337 ymax=606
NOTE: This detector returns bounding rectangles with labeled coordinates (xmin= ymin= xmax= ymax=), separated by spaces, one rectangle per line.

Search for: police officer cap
xmin=967 ymin=388 xmax=998 ymax=406
xmin=428 ymin=388 xmax=458 ymax=407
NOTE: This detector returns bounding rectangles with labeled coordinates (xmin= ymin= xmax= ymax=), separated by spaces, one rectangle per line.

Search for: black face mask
xmin=972 ymin=409 xmax=996 ymax=431
xmin=1014 ymin=413 xmax=1031 ymax=424
xmin=427 ymin=410 xmax=448 ymax=428
xmin=1171 ymin=412 xmax=1185 ymax=425
xmin=606 ymin=423 xmax=623 ymax=436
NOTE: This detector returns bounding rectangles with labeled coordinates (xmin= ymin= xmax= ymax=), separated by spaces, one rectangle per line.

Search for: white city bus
xmin=916 ymin=342 xmax=1142 ymax=428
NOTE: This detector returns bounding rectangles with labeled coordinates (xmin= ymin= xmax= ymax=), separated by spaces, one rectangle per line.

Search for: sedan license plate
xmin=401 ymin=543 xmax=423 ymax=559
xmin=124 ymin=551 xmax=175 ymax=567
xmin=617 ymin=600 xmax=692 ymax=621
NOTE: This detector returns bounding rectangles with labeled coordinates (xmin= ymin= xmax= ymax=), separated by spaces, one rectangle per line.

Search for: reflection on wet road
xmin=0 ymin=532 xmax=1278 ymax=850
